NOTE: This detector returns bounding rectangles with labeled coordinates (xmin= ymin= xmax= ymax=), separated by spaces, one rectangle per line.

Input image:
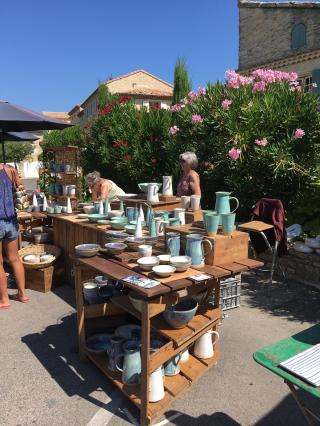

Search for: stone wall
xmin=258 ymin=248 xmax=320 ymax=289
xmin=239 ymin=1 xmax=320 ymax=69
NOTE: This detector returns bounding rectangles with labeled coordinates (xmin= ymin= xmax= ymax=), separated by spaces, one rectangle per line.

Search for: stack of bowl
xmin=110 ymin=217 xmax=128 ymax=230
xmin=137 ymin=256 xmax=160 ymax=271
xmin=169 ymin=256 xmax=192 ymax=272
xmin=125 ymin=237 xmax=145 ymax=251
xmin=105 ymin=231 xmax=129 ymax=244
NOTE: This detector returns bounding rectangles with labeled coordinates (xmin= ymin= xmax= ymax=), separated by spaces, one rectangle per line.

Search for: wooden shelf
xmin=84 ymin=302 xmax=124 ymax=319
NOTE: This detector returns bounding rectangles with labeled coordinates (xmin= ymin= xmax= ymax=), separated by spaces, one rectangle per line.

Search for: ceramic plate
xmin=114 ymin=324 xmax=141 ymax=340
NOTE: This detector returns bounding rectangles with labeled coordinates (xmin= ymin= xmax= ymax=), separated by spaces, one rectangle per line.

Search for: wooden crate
xmin=25 ymin=266 xmax=54 ymax=293
xmin=185 ymin=209 xmax=203 ymax=224
xmin=165 ymin=224 xmax=249 ymax=266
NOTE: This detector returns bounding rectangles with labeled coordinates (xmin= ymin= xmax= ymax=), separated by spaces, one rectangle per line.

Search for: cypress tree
xmin=172 ymin=58 xmax=192 ymax=105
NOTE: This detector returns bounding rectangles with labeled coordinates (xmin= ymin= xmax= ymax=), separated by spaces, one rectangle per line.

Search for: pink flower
xmin=188 ymin=90 xmax=198 ymax=102
xmin=171 ymin=104 xmax=182 ymax=112
xmin=191 ymin=114 xmax=203 ymax=124
xmin=294 ymin=128 xmax=305 ymax=139
xmin=228 ymin=147 xmax=241 ymax=160
xmin=197 ymin=86 xmax=206 ymax=96
xmin=253 ymin=81 xmax=267 ymax=93
xmin=169 ymin=125 xmax=180 ymax=135
xmin=221 ymin=99 xmax=232 ymax=110
xmin=254 ymin=138 xmax=268 ymax=147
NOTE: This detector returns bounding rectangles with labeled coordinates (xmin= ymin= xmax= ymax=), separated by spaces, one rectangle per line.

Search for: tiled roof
xmin=239 ymin=0 xmax=320 ymax=8
xmin=238 ymin=48 xmax=320 ymax=73
xmin=105 ymin=69 xmax=173 ymax=88
xmin=42 ymin=111 xmax=70 ymax=123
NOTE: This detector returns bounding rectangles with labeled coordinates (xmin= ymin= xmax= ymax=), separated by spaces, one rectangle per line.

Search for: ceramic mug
xmin=205 ymin=212 xmax=220 ymax=236
xmin=180 ymin=195 xmax=190 ymax=209
xmin=174 ymin=208 xmax=185 ymax=225
xmin=164 ymin=353 xmax=181 ymax=376
xmin=126 ymin=207 xmax=135 ymax=222
xmin=168 ymin=217 xmax=180 ymax=227
xmin=190 ymin=195 xmax=201 ymax=210
xmin=83 ymin=281 xmax=100 ymax=305
xmin=155 ymin=217 xmax=165 ymax=236
xmin=193 ymin=329 xmax=220 ymax=359
xmin=47 ymin=206 xmax=55 ymax=214
xmin=221 ymin=213 xmax=236 ymax=235
xmin=54 ymin=205 xmax=62 ymax=214
xmin=138 ymin=244 xmax=152 ymax=257
xmin=156 ymin=211 xmax=170 ymax=221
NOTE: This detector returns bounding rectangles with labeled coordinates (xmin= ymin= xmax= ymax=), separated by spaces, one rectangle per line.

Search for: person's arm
xmin=91 ymin=186 xmax=98 ymax=201
xmin=99 ymin=181 xmax=112 ymax=200
xmin=189 ymin=172 xmax=201 ymax=196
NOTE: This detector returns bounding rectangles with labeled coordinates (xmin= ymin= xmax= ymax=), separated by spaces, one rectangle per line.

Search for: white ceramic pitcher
xmin=162 ymin=176 xmax=173 ymax=196
xmin=149 ymin=366 xmax=165 ymax=402
xmin=147 ymin=184 xmax=159 ymax=203
xmin=193 ymin=329 xmax=220 ymax=359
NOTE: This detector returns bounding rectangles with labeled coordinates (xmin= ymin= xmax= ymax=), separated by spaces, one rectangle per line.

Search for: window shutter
xmin=312 ymin=70 xmax=320 ymax=94
xmin=292 ymin=23 xmax=306 ymax=49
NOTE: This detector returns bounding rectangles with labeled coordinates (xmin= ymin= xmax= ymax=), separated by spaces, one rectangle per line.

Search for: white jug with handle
xmin=147 ymin=184 xmax=159 ymax=203
xmin=162 ymin=176 xmax=173 ymax=196
xmin=193 ymin=329 xmax=220 ymax=359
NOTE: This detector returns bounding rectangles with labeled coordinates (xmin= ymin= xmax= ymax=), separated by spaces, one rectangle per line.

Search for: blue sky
xmin=1 ymin=0 xmax=239 ymax=112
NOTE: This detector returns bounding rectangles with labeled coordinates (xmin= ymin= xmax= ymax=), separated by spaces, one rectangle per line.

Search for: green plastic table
xmin=253 ymin=323 xmax=320 ymax=425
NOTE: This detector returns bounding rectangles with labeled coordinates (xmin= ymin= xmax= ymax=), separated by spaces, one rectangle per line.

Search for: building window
xmin=292 ymin=23 xmax=306 ymax=49
xmin=297 ymin=75 xmax=313 ymax=92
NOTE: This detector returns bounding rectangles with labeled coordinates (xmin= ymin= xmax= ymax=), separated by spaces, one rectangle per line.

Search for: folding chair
xmin=237 ymin=198 xmax=288 ymax=292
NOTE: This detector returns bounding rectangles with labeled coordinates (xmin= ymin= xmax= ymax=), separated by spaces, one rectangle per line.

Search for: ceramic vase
xmin=66 ymin=197 xmax=73 ymax=214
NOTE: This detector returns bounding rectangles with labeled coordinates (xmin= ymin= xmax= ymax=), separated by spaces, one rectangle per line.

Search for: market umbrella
xmin=0 ymin=99 xmax=71 ymax=163
xmin=4 ymin=131 xmax=38 ymax=141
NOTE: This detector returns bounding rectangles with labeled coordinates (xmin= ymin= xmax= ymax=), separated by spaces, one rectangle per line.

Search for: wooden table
xmin=253 ymin=324 xmax=320 ymax=425
xmin=112 ymin=196 xmax=182 ymax=212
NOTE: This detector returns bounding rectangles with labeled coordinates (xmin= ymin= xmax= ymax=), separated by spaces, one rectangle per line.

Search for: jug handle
xmin=167 ymin=237 xmax=173 ymax=250
xmin=230 ymin=197 xmax=239 ymax=213
xmin=210 ymin=330 xmax=220 ymax=345
xmin=202 ymin=239 xmax=213 ymax=257
xmin=115 ymin=353 xmax=125 ymax=372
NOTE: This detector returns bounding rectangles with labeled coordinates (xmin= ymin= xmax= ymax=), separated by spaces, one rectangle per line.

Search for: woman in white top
xmin=85 ymin=171 xmax=125 ymax=201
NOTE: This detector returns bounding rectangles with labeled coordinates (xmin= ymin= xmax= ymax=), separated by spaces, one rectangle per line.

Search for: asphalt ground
xmin=1 ymin=270 xmax=320 ymax=426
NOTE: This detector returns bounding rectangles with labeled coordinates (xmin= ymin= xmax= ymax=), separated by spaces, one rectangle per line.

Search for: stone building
xmin=68 ymin=69 xmax=173 ymax=125
xmin=238 ymin=0 xmax=320 ymax=92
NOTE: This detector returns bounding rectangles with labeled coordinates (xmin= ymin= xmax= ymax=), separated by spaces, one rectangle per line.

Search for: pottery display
xmin=125 ymin=237 xmax=145 ymax=251
xmin=221 ymin=213 xmax=236 ymax=236
xmin=163 ymin=298 xmax=198 ymax=329
xmin=77 ymin=214 xmax=88 ymax=219
xmin=144 ymin=236 xmax=158 ymax=247
xmin=162 ymin=176 xmax=173 ymax=196
xmin=116 ymin=340 xmax=141 ymax=386
xmin=193 ymin=329 xmax=220 ymax=359
xmin=154 ymin=217 xmax=165 ymax=236
xmin=152 ymin=264 xmax=176 ymax=278
xmin=170 ymin=256 xmax=192 ymax=272
xmin=124 ymin=224 xmax=136 ymax=234
xmin=147 ymin=184 xmax=159 ymax=203
xmin=75 ymin=244 xmax=100 ymax=257
xmin=157 ymin=254 xmax=171 ymax=265
xmin=104 ymin=242 xmax=127 ymax=255
xmin=138 ymin=244 xmax=152 ymax=257
xmin=166 ymin=232 xmax=180 ymax=257
xmin=86 ymin=333 xmax=112 ymax=356
xmin=185 ymin=234 xmax=212 ymax=266
xmin=214 ymin=191 xmax=239 ymax=224
xmin=108 ymin=210 xmax=125 ymax=218
xmin=204 ymin=212 xmax=220 ymax=236
xmin=87 ymin=214 xmax=108 ymax=223
xmin=126 ymin=207 xmax=135 ymax=222
xmin=180 ymin=348 xmax=190 ymax=363
xmin=174 ymin=208 xmax=185 ymax=225
xmin=83 ymin=205 xmax=96 ymax=214
xmin=137 ymin=256 xmax=160 ymax=271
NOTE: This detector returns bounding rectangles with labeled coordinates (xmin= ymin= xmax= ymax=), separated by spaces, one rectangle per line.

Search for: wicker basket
xmin=18 ymin=244 xmax=61 ymax=269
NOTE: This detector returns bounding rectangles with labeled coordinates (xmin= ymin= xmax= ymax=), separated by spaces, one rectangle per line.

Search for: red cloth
xmin=251 ymin=198 xmax=288 ymax=257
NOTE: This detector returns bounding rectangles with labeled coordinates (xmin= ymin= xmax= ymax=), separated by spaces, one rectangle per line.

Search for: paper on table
xmin=279 ymin=343 xmax=320 ymax=387
xmin=121 ymin=275 xmax=161 ymax=289
xmin=189 ymin=274 xmax=212 ymax=282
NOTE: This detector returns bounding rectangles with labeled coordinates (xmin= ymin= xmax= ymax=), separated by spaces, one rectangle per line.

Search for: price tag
xmin=121 ymin=275 xmax=161 ymax=288
xmin=189 ymin=274 xmax=212 ymax=282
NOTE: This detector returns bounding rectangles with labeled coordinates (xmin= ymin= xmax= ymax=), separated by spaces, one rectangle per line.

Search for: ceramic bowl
xmin=125 ymin=237 xmax=145 ymax=251
xmin=114 ymin=324 xmax=141 ymax=340
xmin=111 ymin=222 xmax=126 ymax=230
xmin=108 ymin=210 xmax=125 ymax=218
xmin=170 ymin=255 xmax=192 ymax=272
xmin=78 ymin=202 xmax=93 ymax=208
xmin=111 ymin=216 xmax=128 ymax=222
xmin=130 ymin=220 xmax=147 ymax=227
xmin=77 ymin=214 xmax=88 ymax=219
xmin=157 ymin=254 xmax=171 ymax=265
xmin=83 ymin=205 xmax=96 ymax=214
xmin=88 ymin=214 xmax=108 ymax=223
xmin=86 ymin=333 xmax=112 ymax=355
xmin=97 ymin=220 xmax=110 ymax=225
xmin=137 ymin=256 xmax=160 ymax=271
xmin=188 ymin=287 xmax=208 ymax=305
xmin=75 ymin=244 xmax=100 ymax=257
xmin=125 ymin=224 xmax=136 ymax=234
xmin=305 ymin=238 xmax=320 ymax=249
xmin=117 ymin=194 xmax=138 ymax=200
xmin=23 ymin=254 xmax=40 ymax=263
xmin=144 ymin=236 xmax=158 ymax=246
xmin=163 ymin=298 xmax=198 ymax=329
xmin=138 ymin=183 xmax=162 ymax=193
xmin=40 ymin=254 xmax=55 ymax=263
xmin=104 ymin=242 xmax=127 ymax=255
xmin=152 ymin=264 xmax=176 ymax=277
xmin=128 ymin=291 xmax=147 ymax=313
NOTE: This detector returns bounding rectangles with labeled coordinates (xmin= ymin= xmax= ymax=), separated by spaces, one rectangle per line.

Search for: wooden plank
xmin=164 ymin=374 xmax=190 ymax=397
xmin=179 ymin=354 xmax=207 ymax=381
xmin=203 ymin=307 xmax=222 ymax=322
xmin=140 ymin=299 xmax=150 ymax=426
xmin=84 ymin=303 xmax=124 ymax=319
xmin=234 ymin=258 xmax=264 ymax=269
xmin=127 ymin=263 xmax=201 ymax=285
xmin=151 ymin=316 xmax=194 ymax=347
xmin=161 ymin=279 xmax=193 ymax=291
xmin=215 ymin=261 xmax=248 ymax=274
xmin=147 ymin=391 xmax=174 ymax=419
xmin=237 ymin=220 xmax=274 ymax=232
xmin=78 ymin=256 xmax=171 ymax=297
xmin=187 ymin=313 xmax=213 ymax=332
xmin=195 ymin=349 xmax=220 ymax=367
xmin=192 ymin=264 xmax=231 ymax=278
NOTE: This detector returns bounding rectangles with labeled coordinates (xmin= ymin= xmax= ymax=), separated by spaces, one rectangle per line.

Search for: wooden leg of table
xmin=285 ymin=381 xmax=318 ymax=426
xmin=74 ymin=265 xmax=87 ymax=360
xmin=140 ymin=300 xmax=151 ymax=426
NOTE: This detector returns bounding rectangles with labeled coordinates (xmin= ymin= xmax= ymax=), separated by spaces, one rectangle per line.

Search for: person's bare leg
xmin=4 ymin=238 xmax=27 ymax=300
xmin=0 ymin=241 xmax=10 ymax=307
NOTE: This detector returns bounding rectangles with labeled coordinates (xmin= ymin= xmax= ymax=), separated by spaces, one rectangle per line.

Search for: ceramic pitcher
xmin=186 ymin=234 xmax=213 ymax=266
xmin=145 ymin=204 xmax=154 ymax=229
xmin=214 ymin=192 xmax=239 ymax=224
xmin=193 ymin=329 xmax=220 ymax=359
xmin=116 ymin=340 xmax=141 ymax=386
xmin=147 ymin=184 xmax=159 ymax=203
xmin=149 ymin=217 xmax=157 ymax=238
xmin=162 ymin=176 xmax=173 ymax=196
xmin=166 ymin=232 xmax=180 ymax=257
xmin=107 ymin=336 xmax=124 ymax=372
xmin=149 ymin=366 xmax=165 ymax=402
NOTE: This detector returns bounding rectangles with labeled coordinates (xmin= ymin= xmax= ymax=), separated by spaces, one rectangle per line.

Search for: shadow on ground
xmin=21 ymin=312 xmax=125 ymax=420
xmin=164 ymin=410 xmax=241 ymax=425
xmin=241 ymin=271 xmax=320 ymax=323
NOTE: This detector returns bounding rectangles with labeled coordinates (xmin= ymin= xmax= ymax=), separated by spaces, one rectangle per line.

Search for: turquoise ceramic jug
xmin=149 ymin=217 xmax=157 ymax=238
xmin=116 ymin=340 xmax=141 ymax=386
xmin=185 ymin=234 xmax=213 ymax=266
xmin=214 ymin=192 xmax=239 ymax=224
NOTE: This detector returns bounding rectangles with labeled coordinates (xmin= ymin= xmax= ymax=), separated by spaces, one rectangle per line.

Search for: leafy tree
xmin=172 ymin=58 xmax=192 ymax=105
xmin=42 ymin=125 xmax=82 ymax=148
xmin=4 ymin=141 xmax=34 ymax=166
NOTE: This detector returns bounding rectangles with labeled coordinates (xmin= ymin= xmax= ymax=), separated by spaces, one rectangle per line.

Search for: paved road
xmin=1 ymin=271 xmax=320 ymax=426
